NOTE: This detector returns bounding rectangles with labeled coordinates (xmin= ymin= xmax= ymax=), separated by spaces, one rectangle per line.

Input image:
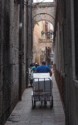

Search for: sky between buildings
xmin=33 ymin=0 xmax=54 ymax=3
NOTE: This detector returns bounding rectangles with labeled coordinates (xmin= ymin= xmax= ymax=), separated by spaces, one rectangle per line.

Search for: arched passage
xmin=33 ymin=13 xmax=55 ymax=26
xmin=33 ymin=13 xmax=55 ymax=19
xmin=33 ymin=20 xmax=54 ymax=64
xmin=32 ymin=1 xmax=55 ymax=29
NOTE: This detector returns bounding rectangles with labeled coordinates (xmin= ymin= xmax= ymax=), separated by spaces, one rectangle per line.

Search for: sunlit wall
xmin=33 ymin=21 xmax=53 ymax=64
xmin=33 ymin=0 xmax=54 ymax=3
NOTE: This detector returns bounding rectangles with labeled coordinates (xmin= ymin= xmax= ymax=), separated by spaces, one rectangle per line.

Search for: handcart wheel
xmin=41 ymin=101 xmax=43 ymax=106
xmin=44 ymin=100 xmax=47 ymax=106
xmin=50 ymin=99 xmax=53 ymax=108
xmin=32 ymin=98 xmax=36 ymax=109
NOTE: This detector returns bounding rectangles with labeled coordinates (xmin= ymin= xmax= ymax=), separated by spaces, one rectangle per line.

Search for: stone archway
xmin=33 ymin=13 xmax=54 ymax=25
xmin=32 ymin=2 xmax=55 ymax=27
xmin=33 ymin=20 xmax=54 ymax=64
xmin=32 ymin=1 xmax=55 ymax=64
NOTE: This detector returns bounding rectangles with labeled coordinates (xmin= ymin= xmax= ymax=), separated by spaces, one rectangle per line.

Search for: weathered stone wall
xmin=53 ymin=0 xmax=65 ymax=104
xmin=54 ymin=0 xmax=78 ymax=125
xmin=19 ymin=0 xmax=27 ymax=95
xmin=33 ymin=22 xmax=52 ymax=64
xmin=28 ymin=0 xmax=33 ymax=65
xmin=0 ymin=0 xmax=20 ymax=124
xmin=0 ymin=0 xmax=28 ymax=124
xmin=23 ymin=0 xmax=27 ymax=87
xmin=70 ymin=0 xmax=78 ymax=125
xmin=32 ymin=2 xmax=55 ymax=26
xmin=0 ymin=0 xmax=3 ymax=123
xmin=25 ymin=0 xmax=33 ymax=87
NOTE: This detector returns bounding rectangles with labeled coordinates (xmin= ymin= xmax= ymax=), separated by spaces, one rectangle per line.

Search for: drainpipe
xmin=19 ymin=0 xmax=23 ymax=100
xmin=26 ymin=0 xmax=32 ymax=87
xmin=31 ymin=0 xmax=33 ymax=62
xmin=26 ymin=0 xmax=29 ymax=88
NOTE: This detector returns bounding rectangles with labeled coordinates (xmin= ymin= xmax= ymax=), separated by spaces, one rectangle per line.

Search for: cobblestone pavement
xmin=5 ymin=74 xmax=65 ymax=125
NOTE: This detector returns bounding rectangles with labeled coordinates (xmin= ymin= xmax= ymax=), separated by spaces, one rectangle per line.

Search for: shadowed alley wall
xmin=54 ymin=0 xmax=78 ymax=125
xmin=0 ymin=0 xmax=28 ymax=124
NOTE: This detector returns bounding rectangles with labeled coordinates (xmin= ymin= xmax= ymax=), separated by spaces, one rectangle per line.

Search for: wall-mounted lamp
xmin=19 ymin=23 xmax=23 ymax=29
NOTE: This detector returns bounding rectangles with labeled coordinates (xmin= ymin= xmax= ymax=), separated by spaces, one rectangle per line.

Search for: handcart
xmin=31 ymin=73 xmax=53 ymax=109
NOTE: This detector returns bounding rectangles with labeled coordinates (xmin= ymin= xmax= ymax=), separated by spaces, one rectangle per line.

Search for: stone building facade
xmin=0 ymin=0 xmax=32 ymax=124
xmin=32 ymin=1 xmax=55 ymax=64
xmin=0 ymin=0 xmax=20 ymax=124
xmin=54 ymin=0 xmax=78 ymax=125
xmin=33 ymin=21 xmax=53 ymax=64
xmin=0 ymin=0 xmax=56 ymax=124
xmin=25 ymin=0 xmax=33 ymax=86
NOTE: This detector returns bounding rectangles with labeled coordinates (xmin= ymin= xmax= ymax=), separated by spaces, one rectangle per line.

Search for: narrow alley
xmin=1 ymin=0 xmax=78 ymax=125
xmin=5 ymin=74 xmax=65 ymax=125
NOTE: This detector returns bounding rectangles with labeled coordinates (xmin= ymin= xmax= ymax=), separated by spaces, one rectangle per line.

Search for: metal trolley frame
xmin=31 ymin=73 xmax=53 ymax=109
